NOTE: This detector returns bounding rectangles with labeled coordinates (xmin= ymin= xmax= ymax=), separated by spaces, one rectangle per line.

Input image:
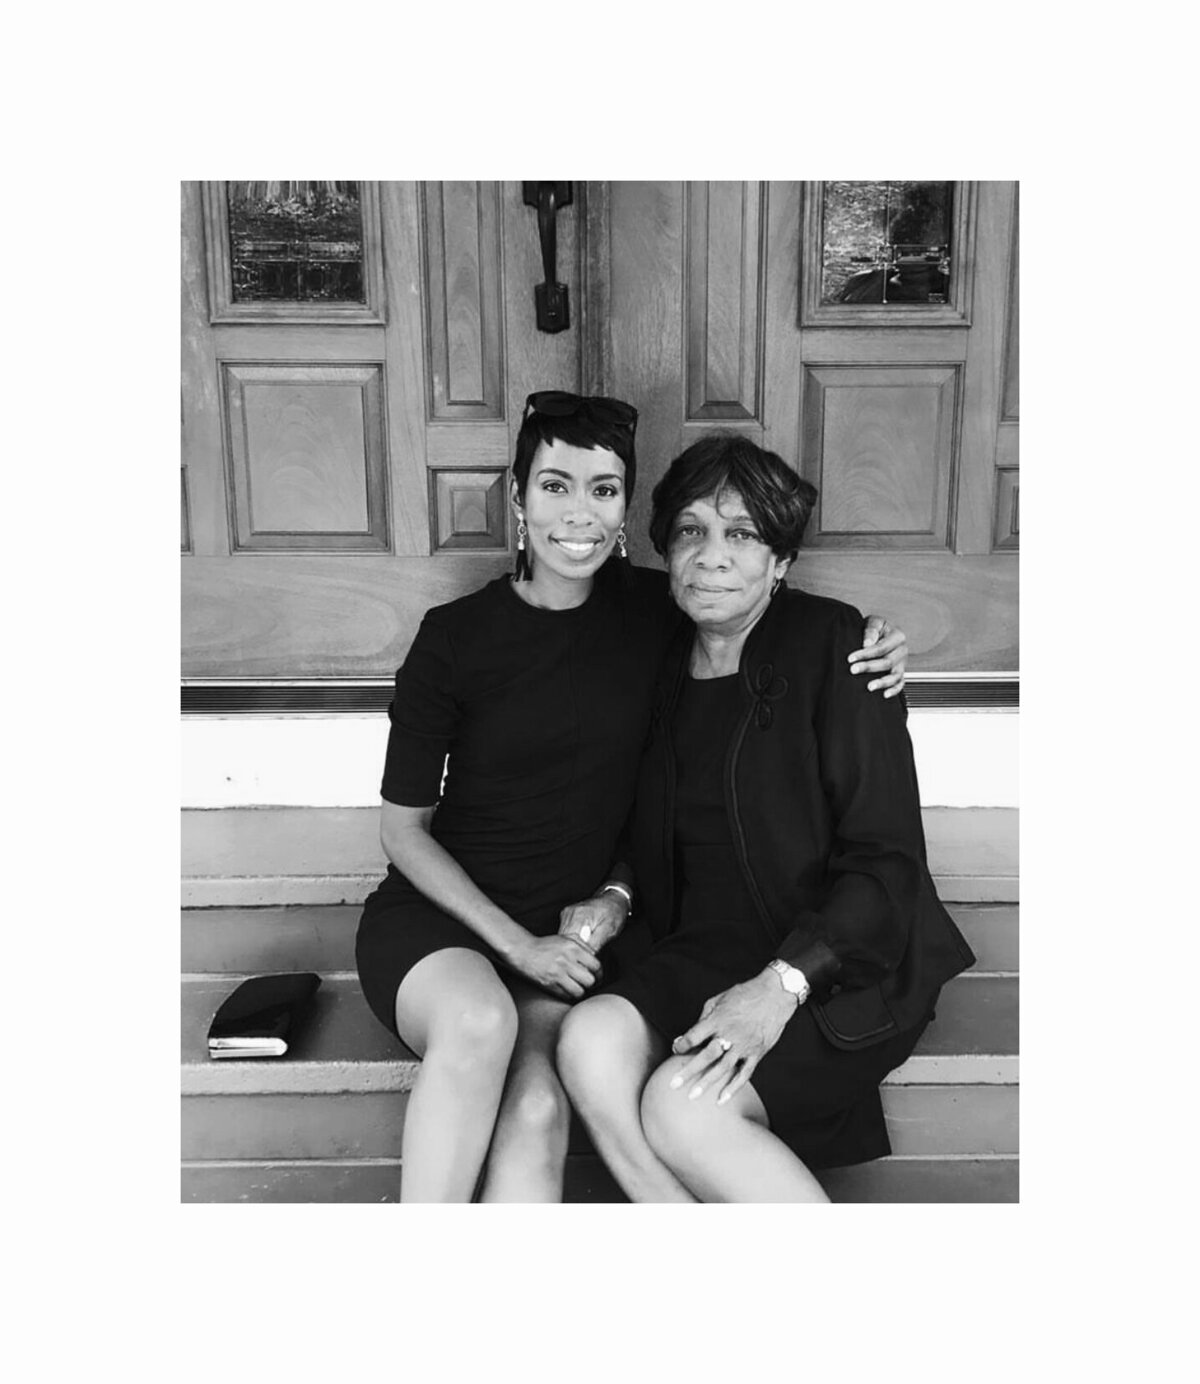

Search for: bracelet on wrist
xmin=600 ymin=882 xmax=633 ymax=914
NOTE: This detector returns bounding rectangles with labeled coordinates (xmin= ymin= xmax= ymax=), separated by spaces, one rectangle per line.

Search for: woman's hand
xmin=669 ymin=970 xmax=799 ymax=1105
xmin=849 ymin=615 xmax=908 ymax=698
xmin=511 ymin=933 xmax=602 ymax=1001
xmin=558 ymin=891 xmax=628 ymax=953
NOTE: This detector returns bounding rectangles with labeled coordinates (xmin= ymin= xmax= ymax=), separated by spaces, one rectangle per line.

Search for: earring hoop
xmin=616 ymin=524 xmax=628 ymax=560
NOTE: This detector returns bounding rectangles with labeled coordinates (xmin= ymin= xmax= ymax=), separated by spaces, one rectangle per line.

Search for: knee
xmin=433 ymin=991 xmax=518 ymax=1074
xmin=504 ymin=1074 xmax=570 ymax=1141
xmin=640 ymin=1058 xmax=709 ymax=1160
xmin=556 ymin=999 xmax=614 ymax=1098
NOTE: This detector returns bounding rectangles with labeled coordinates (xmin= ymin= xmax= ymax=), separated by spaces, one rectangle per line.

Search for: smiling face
xmin=667 ymin=487 xmax=790 ymax=637
xmin=514 ymin=438 xmax=627 ymax=603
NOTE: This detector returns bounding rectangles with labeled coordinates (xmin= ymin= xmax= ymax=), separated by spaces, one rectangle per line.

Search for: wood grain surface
xmin=182 ymin=181 xmax=1018 ymax=677
xmin=422 ymin=181 xmax=504 ymax=418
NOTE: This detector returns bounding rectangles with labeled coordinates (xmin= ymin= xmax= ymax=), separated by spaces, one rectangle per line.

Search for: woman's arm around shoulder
xmin=850 ymin=613 xmax=908 ymax=696
xmin=779 ymin=585 xmax=908 ymax=696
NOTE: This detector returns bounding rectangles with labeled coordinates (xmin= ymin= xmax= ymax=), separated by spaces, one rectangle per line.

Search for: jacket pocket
xmin=812 ymin=982 xmax=898 ymax=1051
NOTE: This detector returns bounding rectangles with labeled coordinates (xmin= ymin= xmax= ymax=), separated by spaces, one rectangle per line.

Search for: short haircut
xmin=648 ymin=434 xmax=817 ymax=562
xmin=512 ymin=406 xmax=638 ymax=501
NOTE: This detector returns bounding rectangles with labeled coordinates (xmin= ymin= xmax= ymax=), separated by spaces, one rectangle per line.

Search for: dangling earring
xmin=514 ymin=517 xmax=532 ymax=581
xmin=616 ymin=524 xmax=628 ymax=560
xmin=771 ymin=573 xmax=784 ymax=597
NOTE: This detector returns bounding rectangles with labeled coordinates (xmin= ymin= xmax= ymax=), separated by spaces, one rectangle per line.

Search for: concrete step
xmin=182 ymin=902 xmax=1018 ymax=977
xmin=182 ymin=806 xmax=1018 ymax=906
xmin=818 ymin=1156 xmax=1017 ymax=1203
xmin=184 ymin=1081 xmax=1017 ymax=1163
xmin=182 ymin=974 xmax=1017 ymax=1098
xmin=182 ymin=972 xmax=1016 ymax=1201
xmin=180 ymin=1155 xmax=1017 ymax=1204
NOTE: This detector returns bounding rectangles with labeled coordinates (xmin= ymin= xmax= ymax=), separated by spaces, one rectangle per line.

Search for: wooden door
xmin=605 ymin=180 xmax=1018 ymax=671
xmin=182 ymin=180 xmax=604 ymax=678
xmin=182 ymin=181 xmax=1017 ymax=684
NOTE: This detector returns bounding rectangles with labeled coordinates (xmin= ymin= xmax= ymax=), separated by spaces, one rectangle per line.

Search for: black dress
xmin=604 ymin=673 xmax=928 ymax=1169
xmin=355 ymin=562 xmax=672 ymax=1037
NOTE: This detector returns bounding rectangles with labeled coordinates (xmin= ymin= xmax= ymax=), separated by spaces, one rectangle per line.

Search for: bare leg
xmin=640 ymin=1054 xmax=830 ymax=1203
xmin=393 ymin=948 xmax=519 ymax=1203
xmin=557 ymin=995 xmax=697 ymax=1203
xmin=478 ymin=982 xmax=573 ymax=1203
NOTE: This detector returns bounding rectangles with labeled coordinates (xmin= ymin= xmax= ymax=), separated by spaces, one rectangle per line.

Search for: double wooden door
xmin=182 ymin=181 xmax=1017 ymax=679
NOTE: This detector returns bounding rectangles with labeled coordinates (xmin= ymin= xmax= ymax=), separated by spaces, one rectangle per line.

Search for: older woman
xmin=556 ymin=434 xmax=975 ymax=1202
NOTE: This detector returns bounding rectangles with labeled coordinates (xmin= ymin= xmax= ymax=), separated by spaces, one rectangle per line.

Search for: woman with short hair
xmin=557 ymin=434 xmax=974 ymax=1202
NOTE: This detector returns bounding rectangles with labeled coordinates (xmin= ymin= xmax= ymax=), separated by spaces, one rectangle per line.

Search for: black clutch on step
xmin=207 ymin=972 xmax=322 ymax=1060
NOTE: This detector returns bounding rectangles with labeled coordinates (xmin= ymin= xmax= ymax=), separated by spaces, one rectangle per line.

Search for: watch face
xmin=773 ymin=962 xmax=806 ymax=995
xmin=771 ymin=960 xmax=800 ymax=993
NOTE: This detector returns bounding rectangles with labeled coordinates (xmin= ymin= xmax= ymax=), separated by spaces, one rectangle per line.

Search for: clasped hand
xmin=670 ymin=971 xmax=797 ymax=1105
xmin=504 ymin=891 xmax=629 ymax=1003
xmin=557 ymin=891 xmax=627 ymax=954
xmin=514 ymin=933 xmax=600 ymax=1001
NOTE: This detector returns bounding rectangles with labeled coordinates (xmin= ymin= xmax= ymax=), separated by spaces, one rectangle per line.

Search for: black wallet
xmin=207 ymin=972 xmax=322 ymax=1059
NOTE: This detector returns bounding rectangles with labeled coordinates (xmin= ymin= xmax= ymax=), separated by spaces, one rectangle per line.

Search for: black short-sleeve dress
xmin=355 ymin=561 xmax=673 ymax=1036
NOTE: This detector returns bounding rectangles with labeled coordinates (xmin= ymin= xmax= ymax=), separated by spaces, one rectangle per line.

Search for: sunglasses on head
xmin=523 ymin=391 xmax=638 ymax=435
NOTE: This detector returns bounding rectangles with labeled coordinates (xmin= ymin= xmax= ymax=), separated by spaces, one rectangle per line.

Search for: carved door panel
xmin=182 ymin=180 xmax=599 ymax=678
xmin=606 ymin=180 xmax=1018 ymax=672
xmin=183 ymin=181 xmax=1017 ymax=683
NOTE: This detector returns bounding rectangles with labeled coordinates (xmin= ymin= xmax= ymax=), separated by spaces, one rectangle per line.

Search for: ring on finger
xmin=716 ymin=1038 xmax=732 ymax=1053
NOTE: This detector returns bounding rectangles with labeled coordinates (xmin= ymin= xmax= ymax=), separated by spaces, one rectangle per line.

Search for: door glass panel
xmin=227 ymin=181 xmax=364 ymax=303
xmin=821 ymin=181 xmax=953 ymax=305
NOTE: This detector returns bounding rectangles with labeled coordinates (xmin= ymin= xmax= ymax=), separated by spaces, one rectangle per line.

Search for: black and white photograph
xmin=15 ymin=6 xmax=1193 ymax=1377
xmin=180 ymin=179 xmax=1019 ymax=1205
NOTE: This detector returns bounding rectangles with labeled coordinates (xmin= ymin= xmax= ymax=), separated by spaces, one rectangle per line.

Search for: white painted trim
xmin=180 ymin=709 xmax=1018 ymax=809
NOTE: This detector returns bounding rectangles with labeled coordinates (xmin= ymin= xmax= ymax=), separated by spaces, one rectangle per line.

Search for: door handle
xmin=522 ymin=182 xmax=573 ymax=333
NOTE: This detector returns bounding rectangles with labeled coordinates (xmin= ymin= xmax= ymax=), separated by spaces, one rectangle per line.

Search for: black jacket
xmin=629 ymin=585 xmax=976 ymax=1050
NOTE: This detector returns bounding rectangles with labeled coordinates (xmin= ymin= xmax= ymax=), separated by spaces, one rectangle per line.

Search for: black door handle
xmin=522 ymin=182 xmax=572 ymax=333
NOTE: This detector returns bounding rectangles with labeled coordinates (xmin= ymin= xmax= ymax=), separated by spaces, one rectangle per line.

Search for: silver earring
xmin=517 ymin=519 xmax=527 ymax=549
xmin=616 ymin=525 xmax=628 ymax=559
xmin=771 ymin=574 xmax=784 ymax=596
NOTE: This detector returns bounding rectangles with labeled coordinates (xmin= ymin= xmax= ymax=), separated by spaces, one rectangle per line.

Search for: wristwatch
xmin=768 ymin=958 xmax=810 ymax=1005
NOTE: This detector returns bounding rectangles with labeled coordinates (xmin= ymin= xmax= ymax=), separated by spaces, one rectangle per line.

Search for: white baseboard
xmin=180 ymin=709 xmax=1017 ymax=809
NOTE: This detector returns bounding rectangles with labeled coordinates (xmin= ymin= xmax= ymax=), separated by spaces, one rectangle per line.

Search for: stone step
xmin=182 ymin=967 xmax=1016 ymax=1201
xmin=182 ymin=806 xmax=1018 ymax=906
xmin=182 ymin=974 xmax=1018 ymax=1099
xmin=819 ymin=1156 xmax=1017 ymax=1204
xmin=180 ymin=1154 xmax=1018 ymax=1204
xmin=183 ymin=1081 xmax=1018 ymax=1163
xmin=181 ymin=902 xmax=1018 ymax=977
